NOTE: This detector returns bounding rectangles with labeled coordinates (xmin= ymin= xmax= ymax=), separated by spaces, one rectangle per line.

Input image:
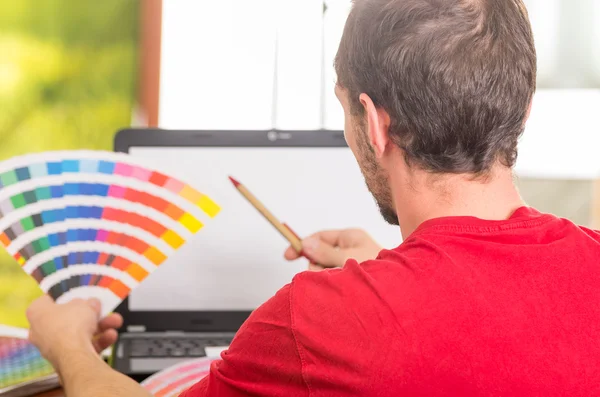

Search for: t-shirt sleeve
xmin=179 ymin=283 xmax=308 ymax=397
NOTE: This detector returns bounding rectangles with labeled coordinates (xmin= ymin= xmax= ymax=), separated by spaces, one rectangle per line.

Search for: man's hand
xmin=27 ymin=296 xmax=123 ymax=372
xmin=26 ymin=297 xmax=149 ymax=397
xmin=284 ymin=229 xmax=382 ymax=271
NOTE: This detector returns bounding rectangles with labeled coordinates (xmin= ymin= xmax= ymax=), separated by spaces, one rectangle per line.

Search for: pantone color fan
xmin=0 ymin=151 xmax=220 ymax=317
xmin=0 ymin=325 xmax=58 ymax=396
xmin=141 ymin=357 xmax=215 ymax=397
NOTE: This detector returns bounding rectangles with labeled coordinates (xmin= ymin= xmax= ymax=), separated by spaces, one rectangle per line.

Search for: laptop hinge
xmin=127 ymin=325 xmax=147 ymax=333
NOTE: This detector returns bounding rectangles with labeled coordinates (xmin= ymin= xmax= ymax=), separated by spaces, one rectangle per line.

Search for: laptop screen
xmin=126 ymin=146 xmax=401 ymax=311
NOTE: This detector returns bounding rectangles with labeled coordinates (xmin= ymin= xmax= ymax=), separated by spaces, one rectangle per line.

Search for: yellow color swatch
xmin=144 ymin=247 xmax=167 ymax=265
xmin=127 ymin=263 xmax=150 ymax=282
xmin=179 ymin=213 xmax=203 ymax=233
xmin=161 ymin=229 xmax=185 ymax=249
xmin=197 ymin=195 xmax=221 ymax=218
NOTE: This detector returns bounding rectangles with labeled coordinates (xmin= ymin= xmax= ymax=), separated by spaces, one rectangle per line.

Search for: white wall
xmin=159 ymin=0 xmax=278 ymax=130
xmin=516 ymin=90 xmax=600 ymax=179
xmin=159 ymin=0 xmax=350 ymax=131
xmin=159 ymin=0 xmax=600 ymax=179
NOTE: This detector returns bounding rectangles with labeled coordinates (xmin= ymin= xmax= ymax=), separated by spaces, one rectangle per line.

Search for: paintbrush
xmin=228 ymin=176 xmax=304 ymax=254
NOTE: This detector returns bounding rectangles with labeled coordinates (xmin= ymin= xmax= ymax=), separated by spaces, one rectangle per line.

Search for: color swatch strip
xmin=31 ymin=251 xmax=148 ymax=292
xmin=0 ymin=336 xmax=55 ymax=389
xmin=155 ymin=373 xmax=201 ymax=397
xmin=0 ymin=151 xmax=222 ymax=317
xmin=141 ymin=358 xmax=215 ymax=397
xmin=1 ymin=205 xmax=184 ymax=250
xmin=0 ymin=160 xmax=220 ymax=217
xmin=9 ymin=228 xmax=166 ymax=267
xmin=0 ymin=183 xmax=202 ymax=233
xmin=45 ymin=274 xmax=130 ymax=301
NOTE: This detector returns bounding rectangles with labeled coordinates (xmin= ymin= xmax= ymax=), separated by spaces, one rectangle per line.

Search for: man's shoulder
xmin=290 ymin=255 xmax=411 ymax=295
xmin=577 ymin=225 xmax=600 ymax=243
xmin=289 ymin=244 xmax=435 ymax=304
xmin=288 ymin=254 xmax=423 ymax=327
xmin=285 ymin=256 xmax=427 ymax=377
xmin=287 ymin=240 xmax=464 ymax=333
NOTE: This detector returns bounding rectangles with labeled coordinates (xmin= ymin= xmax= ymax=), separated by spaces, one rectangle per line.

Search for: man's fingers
xmin=308 ymin=263 xmax=326 ymax=272
xmin=284 ymin=245 xmax=302 ymax=260
xmin=98 ymin=313 xmax=123 ymax=332
xmin=285 ymin=230 xmax=345 ymax=262
xmin=92 ymin=329 xmax=118 ymax=353
xmin=87 ymin=298 xmax=102 ymax=318
xmin=311 ymin=230 xmax=343 ymax=246
xmin=302 ymin=236 xmax=345 ymax=268
xmin=26 ymin=295 xmax=54 ymax=321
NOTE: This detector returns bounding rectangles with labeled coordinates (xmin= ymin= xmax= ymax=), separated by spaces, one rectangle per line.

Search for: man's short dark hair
xmin=335 ymin=0 xmax=537 ymax=174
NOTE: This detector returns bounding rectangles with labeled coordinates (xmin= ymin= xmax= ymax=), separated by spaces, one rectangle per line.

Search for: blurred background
xmin=1 ymin=0 xmax=599 ymax=327
xmin=0 ymin=0 xmax=141 ymax=326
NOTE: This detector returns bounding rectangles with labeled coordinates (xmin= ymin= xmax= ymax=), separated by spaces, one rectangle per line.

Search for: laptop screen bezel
xmin=113 ymin=128 xmax=347 ymax=332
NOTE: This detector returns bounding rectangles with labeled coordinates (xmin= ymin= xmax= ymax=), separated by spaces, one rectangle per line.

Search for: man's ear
xmin=359 ymin=93 xmax=391 ymax=158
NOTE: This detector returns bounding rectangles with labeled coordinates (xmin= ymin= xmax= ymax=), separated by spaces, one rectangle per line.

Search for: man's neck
xmin=394 ymin=166 xmax=525 ymax=239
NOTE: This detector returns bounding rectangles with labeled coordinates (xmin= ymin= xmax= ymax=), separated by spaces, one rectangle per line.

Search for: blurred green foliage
xmin=0 ymin=0 xmax=139 ymax=327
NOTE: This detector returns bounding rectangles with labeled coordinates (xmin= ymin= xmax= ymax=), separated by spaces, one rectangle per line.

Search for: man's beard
xmin=355 ymin=124 xmax=399 ymax=226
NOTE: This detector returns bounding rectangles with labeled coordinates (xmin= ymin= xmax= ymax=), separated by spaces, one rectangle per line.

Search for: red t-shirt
xmin=181 ymin=207 xmax=600 ymax=396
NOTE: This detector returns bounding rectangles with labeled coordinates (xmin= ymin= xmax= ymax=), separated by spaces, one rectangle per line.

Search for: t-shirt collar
xmin=407 ymin=206 xmax=549 ymax=238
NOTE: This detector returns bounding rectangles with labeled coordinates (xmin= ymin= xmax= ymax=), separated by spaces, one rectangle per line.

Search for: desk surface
xmin=34 ymin=388 xmax=63 ymax=397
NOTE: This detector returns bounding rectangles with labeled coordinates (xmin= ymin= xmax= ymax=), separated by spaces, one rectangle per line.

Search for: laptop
xmin=111 ymin=129 xmax=400 ymax=379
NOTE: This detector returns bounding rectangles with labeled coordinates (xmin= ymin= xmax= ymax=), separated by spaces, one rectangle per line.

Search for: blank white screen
xmin=128 ymin=147 xmax=401 ymax=311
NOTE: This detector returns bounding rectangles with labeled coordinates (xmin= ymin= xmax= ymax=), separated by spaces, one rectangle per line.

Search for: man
xmin=27 ymin=0 xmax=600 ymax=395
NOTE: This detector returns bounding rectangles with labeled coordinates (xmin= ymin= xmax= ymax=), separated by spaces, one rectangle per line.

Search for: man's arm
xmin=180 ymin=284 xmax=307 ymax=396
xmin=57 ymin=346 xmax=152 ymax=397
xmin=28 ymin=283 xmax=308 ymax=397
xmin=27 ymin=296 xmax=151 ymax=397
xmin=284 ymin=228 xmax=382 ymax=271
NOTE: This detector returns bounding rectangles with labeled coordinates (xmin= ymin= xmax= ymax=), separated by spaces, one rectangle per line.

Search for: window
xmin=159 ymin=0 xmax=600 ymax=140
xmin=525 ymin=0 xmax=600 ymax=89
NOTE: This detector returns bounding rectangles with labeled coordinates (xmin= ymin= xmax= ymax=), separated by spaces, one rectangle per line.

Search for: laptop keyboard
xmin=129 ymin=337 xmax=233 ymax=358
